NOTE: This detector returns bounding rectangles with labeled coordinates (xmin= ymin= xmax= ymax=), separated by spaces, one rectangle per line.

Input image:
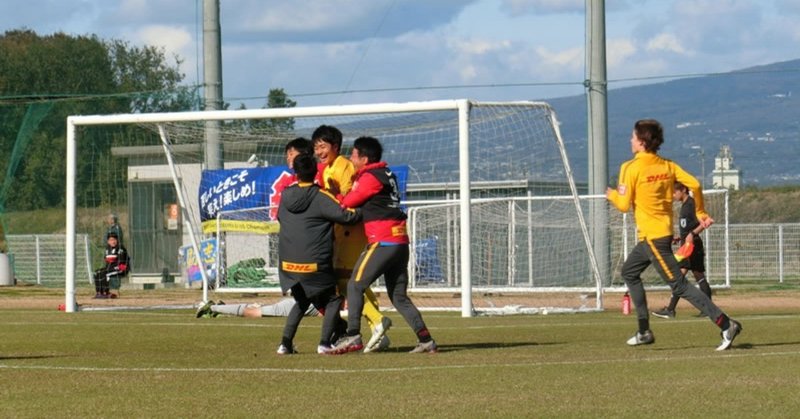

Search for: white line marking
xmin=2 ymin=350 xmax=798 ymax=374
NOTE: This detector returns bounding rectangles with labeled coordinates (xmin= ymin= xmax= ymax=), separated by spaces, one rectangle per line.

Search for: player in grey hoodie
xmin=276 ymin=153 xmax=361 ymax=354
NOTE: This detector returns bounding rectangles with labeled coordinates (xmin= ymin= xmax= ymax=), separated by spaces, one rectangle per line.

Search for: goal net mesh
xmin=69 ymin=100 xmax=619 ymax=313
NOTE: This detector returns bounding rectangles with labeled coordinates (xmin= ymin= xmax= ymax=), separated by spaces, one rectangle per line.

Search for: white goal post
xmin=64 ymin=99 xmax=603 ymax=315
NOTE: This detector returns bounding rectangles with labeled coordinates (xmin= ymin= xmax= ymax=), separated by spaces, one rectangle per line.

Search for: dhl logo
xmin=282 ymin=261 xmax=318 ymax=273
xmin=646 ymin=173 xmax=670 ymax=183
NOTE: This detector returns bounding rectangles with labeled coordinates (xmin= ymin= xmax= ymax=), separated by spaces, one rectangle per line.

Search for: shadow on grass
xmin=735 ymin=341 xmax=800 ymax=349
xmin=652 ymin=340 xmax=800 ymax=351
xmin=0 ymin=355 xmax=63 ymax=361
xmin=391 ymin=341 xmax=563 ymax=353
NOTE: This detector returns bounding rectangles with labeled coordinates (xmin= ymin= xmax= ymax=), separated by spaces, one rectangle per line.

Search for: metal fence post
xmin=35 ymin=235 xmax=41 ymax=285
xmin=778 ymin=224 xmax=784 ymax=283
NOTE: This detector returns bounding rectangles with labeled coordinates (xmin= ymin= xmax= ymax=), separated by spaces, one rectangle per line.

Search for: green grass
xmin=1 ymin=303 xmax=799 ymax=418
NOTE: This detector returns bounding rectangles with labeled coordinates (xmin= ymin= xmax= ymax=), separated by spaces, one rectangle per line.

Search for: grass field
xmin=1 ymin=288 xmax=799 ymax=418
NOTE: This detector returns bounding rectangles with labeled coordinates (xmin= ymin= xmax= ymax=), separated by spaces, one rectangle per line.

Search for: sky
xmin=2 ymin=0 xmax=799 ymax=109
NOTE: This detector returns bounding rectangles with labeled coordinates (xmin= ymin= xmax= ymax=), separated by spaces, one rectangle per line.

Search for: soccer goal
xmin=64 ymin=100 xmax=603 ymax=315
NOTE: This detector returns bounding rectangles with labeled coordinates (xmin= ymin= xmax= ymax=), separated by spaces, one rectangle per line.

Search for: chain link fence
xmin=6 ymin=234 xmax=94 ymax=287
xmin=727 ymin=223 xmax=800 ymax=283
xmin=4 ymin=224 xmax=799 ymax=288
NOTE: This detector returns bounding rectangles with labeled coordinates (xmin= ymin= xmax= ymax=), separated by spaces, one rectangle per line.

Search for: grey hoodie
xmin=277 ymin=182 xmax=361 ymax=296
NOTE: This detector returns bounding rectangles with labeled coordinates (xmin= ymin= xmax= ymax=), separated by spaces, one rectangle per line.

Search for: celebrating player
xmin=606 ymin=119 xmax=741 ymax=350
xmin=275 ymin=153 xmax=361 ymax=354
xmin=329 ymin=136 xmax=437 ymax=354
xmin=312 ymin=125 xmax=392 ymax=353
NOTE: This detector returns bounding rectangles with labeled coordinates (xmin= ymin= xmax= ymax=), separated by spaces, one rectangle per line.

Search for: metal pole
xmin=585 ymin=0 xmax=608 ymax=195
xmin=508 ymin=200 xmax=515 ymax=286
xmin=84 ymin=234 xmax=93 ymax=284
xmin=527 ymin=190 xmax=533 ymax=286
xmin=586 ymin=0 xmax=611 ymax=295
xmin=65 ymin=119 xmax=77 ymax=312
xmin=35 ymin=235 xmax=41 ymax=285
xmin=457 ymin=100 xmax=473 ymax=317
xmin=778 ymin=224 xmax=784 ymax=283
xmin=158 ymin=126 xmax=211 ymax=302
xmin=203 ymin=0 xmax=223 ymax=169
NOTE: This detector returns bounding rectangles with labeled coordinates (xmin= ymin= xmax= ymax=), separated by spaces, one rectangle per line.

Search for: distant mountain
xmin=548 ymin=59 xmax=800 ymax=187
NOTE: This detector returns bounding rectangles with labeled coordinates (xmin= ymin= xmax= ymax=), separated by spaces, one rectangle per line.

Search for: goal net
xmin=64 ymin=100 xmax=603 ymax=315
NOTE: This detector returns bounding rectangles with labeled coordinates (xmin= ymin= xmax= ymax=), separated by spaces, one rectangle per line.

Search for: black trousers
xmin=346 ymin=243 xmax=428 ymax=336
xmin=621 ymin=235 xmax=723 ymax=324
xmin=281 ymin=283 xmax=343 ymax=346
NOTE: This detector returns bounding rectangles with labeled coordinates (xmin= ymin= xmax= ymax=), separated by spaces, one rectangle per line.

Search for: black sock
xmin=638 ymin=318 xmax=650 ymax=334
xmin=715 ymin=314 xmax=730 ymax=330
xmin=668 ymin=294 xmax=680 ymax=311
xmin=281 ymin=337 xmax=293 ymax=348
xmin=697 ymin=277 xmax=712 ymax=299
xmin=416 ymin=327 xmax=432 ymax=343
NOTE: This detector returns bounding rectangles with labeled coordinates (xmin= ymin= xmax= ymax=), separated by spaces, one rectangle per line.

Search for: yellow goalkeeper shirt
xmin=322 ymin=155 xmax=367 ymax=273
xmin=608 ymin=151 xmax=708 ymax=241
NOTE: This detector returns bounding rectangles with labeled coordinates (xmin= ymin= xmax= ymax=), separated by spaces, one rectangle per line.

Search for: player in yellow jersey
xmin=606 ymin=119 xmax=740 ymax=351
xmin=312 ymin=125 xmax=392 ymax=353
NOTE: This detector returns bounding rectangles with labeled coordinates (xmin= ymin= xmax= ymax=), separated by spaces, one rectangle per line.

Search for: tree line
xmin=0 ymin=29 xmax=295 ymax=214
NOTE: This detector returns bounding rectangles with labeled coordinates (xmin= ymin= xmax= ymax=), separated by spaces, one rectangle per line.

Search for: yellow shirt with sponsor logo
xmin=322 ymin=155 xmax=354 ymax=197
xmin=608 ymin=152 xmax=708 ymax=241
xmin=322 ymin=155 xmax=367 ymax=273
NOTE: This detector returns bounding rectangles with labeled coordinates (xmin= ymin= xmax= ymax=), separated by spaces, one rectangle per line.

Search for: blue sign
xmin=198 ymin=165 xmax=408 ymax=233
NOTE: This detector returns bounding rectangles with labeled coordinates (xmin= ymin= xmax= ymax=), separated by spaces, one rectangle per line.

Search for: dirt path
xmin=1 ymin=286 xmax=796 ymax=312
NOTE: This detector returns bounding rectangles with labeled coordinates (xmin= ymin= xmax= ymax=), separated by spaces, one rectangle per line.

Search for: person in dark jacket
xmin=93 ymin=232 xmax=129 ymax=299
xmin=276 ymin=153 xmax=361 ymax=355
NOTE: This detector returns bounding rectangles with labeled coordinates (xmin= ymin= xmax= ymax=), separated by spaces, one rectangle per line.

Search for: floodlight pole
xmin=203 ymin=0 xmax=223 ymax=169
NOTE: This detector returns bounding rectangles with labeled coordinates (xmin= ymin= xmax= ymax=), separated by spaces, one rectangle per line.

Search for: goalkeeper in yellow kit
xmin=312 ymin=125 xmax=392 ymax=353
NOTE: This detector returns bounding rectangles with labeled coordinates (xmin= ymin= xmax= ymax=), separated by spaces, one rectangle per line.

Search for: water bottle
xmin=622 ymin=292 xmax=631 ymax=315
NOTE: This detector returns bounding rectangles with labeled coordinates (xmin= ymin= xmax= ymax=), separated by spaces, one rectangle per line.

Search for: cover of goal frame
xmin=64 ymin=99 xmax=603 ymax=315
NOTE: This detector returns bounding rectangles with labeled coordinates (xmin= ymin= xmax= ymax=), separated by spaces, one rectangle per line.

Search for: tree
xmin=264 ymin=88 xmax=297 ymax=131
xmin=106 ymin=39 xmax=197 ymax=113
xmin=228 ymin=88 xmax=297 ymax=134
xmin=0 ymin=29 xmax=197 ymax=211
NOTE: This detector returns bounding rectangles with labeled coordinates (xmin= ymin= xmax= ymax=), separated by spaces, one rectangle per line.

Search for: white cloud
xmin=500 ymin=0 xmax=585 ymax=14
xmin=452 ymin=38 xmax=511 ymax=55
xmin=459 ymin=65 xmax=479 ymax=80
xmin=238 ymin=1 xmax=374 ymax=32
xmin=118 ymin=0 xmax=149 ymax=20
xmin=223 ymin=0 xmax=471 ymax=43
xmin=606 ymin=38 xmax=637 ymax=67
xmin=132 ymin=25 xmax=193 ymax=62
xmin=535 ymin=45 xmax=583 ymax=69
xmin=669 ymin=0 xmax=762 ymax=54
xmin=3 ymin=0 xmax=798 ymax=107
xmin=645 ymin=33 xmax=689 ymax=55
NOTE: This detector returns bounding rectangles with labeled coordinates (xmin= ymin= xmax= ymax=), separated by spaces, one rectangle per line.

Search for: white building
xmin=711 ymin=145 xmax=741 ymax=190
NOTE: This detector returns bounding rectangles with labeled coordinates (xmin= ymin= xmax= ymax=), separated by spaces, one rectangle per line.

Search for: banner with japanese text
xmin=198 ymin=165 xmax=408 ymax=234
xmin=199 ymin=166 xmax=293 ymax=233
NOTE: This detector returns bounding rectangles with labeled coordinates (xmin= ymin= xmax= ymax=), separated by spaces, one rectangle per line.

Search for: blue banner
xmin=198 ymin=165 xmax=408 ymax=233
xmin=199 ymin=166 xmax=292 ymax=233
